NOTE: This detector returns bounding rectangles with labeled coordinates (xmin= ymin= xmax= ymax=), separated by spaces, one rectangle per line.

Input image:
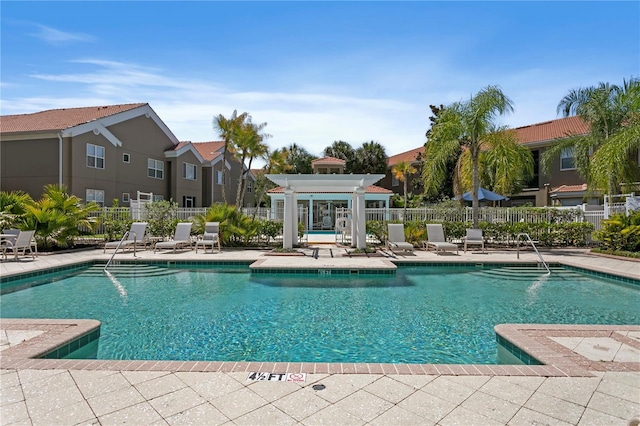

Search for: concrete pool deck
xmin=1 ymin=245 xmax=639 ymax=425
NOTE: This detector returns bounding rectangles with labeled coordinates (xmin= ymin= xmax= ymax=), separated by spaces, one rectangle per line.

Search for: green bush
xmin=143 ymin=200 xmax=179 ymax=238
xmin=595 ymin=210 xmax=640 ymax=252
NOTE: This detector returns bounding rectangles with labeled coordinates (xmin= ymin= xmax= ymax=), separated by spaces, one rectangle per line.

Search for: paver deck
xmin=1 ymin=244 xmax=639 ymax=425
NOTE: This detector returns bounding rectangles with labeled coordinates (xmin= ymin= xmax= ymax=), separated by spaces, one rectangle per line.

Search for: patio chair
xmin=321 ymin=215 xmax=333 ymax=230
xmin=154 ymin=222 xmax=193 ymax=253
xmin=195 ymin=222 xmax=221 ymax=253
xmin=424 ymin=224 xmax=459 ymax=255
xmin=104 ymin=222 xmax=148 ymax=253
xmin=2 ymin=230 xmax=37 ymax=261
xmin=387 ymin=223 xmax=414 ymax=253
xmin=463 ymin=228 xmax=485 ymax=253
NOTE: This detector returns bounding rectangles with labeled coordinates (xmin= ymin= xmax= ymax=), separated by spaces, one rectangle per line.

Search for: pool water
xmin=1 ymin=264 xmax=638 ymax=364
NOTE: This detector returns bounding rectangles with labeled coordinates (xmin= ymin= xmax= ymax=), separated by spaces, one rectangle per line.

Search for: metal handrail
xmin=104 ymin=231 xmax=138 ymax=271
xmin=516 ymin=232 xmax=551 ymax=275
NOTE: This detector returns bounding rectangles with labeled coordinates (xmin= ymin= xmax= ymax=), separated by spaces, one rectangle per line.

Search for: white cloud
xmin=30 ymin=24 xmax=95 ymax=45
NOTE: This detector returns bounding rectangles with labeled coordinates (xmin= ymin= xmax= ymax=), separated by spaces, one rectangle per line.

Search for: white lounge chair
xmin=321 ymin=215 xmax=333 ymax=230
xmin=104 ymin=222 xmax=148 ymax=253
xmin=424 ymin=224 xmax=459 ymax=255
xmin=387 ymin=223 xmax=414 ymax=253
xmin=155 ymin=222 xmax=193 ymax=253
xmin=463 ymin=228 xmax=485 ymax=253
xmin=2 ymin=230 xmax=37 ymax=261
xmin=195 ymin=222 xmax=221 ymax=253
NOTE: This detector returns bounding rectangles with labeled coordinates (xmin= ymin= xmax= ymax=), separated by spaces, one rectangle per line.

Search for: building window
xmin=183 ymin=196 xmax=196 ymax=207
xmin=123 ymin=153 xmax=130 ymax=163
xmin=122 ymin=193 xmax=130 ymax=203
xmin=525 ymin=150 xmax=539 ymax=188
xmin=216 ymin=170 xmax=225 ymax=185
xmin=183 ymin=163 xmax=197 ymax=180
xmin=87 ymin=143 xmax=105 ymax=169
xmin=153 ymin=195 xmax=164 ymax=201
xmin=392 ymin=176 xmax=399 ymax=187
xmin=148 ymin=159 xmax=164 ymax=179
xmin=86 ymin=189 xmax=104 ymax=206
xmin=560 ymin=148 xmax=576 ymax=170
xmin=246 ymin=180 xmax=253 ymax=193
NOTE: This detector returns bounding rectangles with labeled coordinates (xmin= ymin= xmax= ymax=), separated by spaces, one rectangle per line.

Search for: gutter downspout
xmin=58 ymin=133 xmax=63 ymax=186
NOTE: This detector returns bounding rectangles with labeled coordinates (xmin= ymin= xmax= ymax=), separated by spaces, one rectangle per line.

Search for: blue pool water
xmin=1 ymin=264 xmax=638 ymax=364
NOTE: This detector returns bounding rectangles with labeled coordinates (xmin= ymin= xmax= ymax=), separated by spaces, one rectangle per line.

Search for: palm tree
xmin=239 ymin=122 xmax=270 ymax=207
xmin=232 ymin=118 xmax=270 ymax=207
xmin=252 ymin=148 xmax=290 ymax=218
xmin=454 ymin=129 xmax=534 ymax=198
xmin=323 ymin=141 xmax=356 ymax=173
xmin=542 ymin=77 xmax=640 ymax=195
xmin=213 ymin=110 xmax=248 ymax=204
xmin=285 ymin=143 xmax=315 ymax=174
xmin=353 ymin=141 xmax=388 ymax=174
xmin=22 ymin=184 xmax=99 ymax=249
xmin=422 ymin=85 xmax=514 ymax=228
xmin=391 ymin=160 xmax=417 ymax=221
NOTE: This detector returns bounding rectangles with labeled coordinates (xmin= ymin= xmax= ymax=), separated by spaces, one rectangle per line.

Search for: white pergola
xmin=265 ymin=174 xmax=386 ymax=249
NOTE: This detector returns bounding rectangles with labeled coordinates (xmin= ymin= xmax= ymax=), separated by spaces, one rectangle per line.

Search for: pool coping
xmin=2 ymin=251 xmax=638 ymax=378
xmin=2 ymin=319 xmax=638 ymax=378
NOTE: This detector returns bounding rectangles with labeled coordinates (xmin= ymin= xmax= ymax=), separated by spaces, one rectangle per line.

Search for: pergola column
xmin=353 ymin=188 xmax=367 ymax=249
xmin=283 ymin=189 xmax=297 ymax=249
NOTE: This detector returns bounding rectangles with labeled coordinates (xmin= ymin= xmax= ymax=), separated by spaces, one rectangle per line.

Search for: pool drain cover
xmin=312 ymin=384 xmax=326 ymax=391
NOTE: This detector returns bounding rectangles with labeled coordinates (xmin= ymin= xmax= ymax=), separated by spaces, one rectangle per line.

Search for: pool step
xmin=81 ymin=264 xmax=178 ymax=278
xmin=471 ymin=266 xmax=589 ymax=281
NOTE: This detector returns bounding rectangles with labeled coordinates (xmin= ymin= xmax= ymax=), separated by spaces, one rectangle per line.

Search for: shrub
xmin=143 ymin=200 xmax=179 ymax=238
xmin=595 ymin=211 xmax=640 ymax=252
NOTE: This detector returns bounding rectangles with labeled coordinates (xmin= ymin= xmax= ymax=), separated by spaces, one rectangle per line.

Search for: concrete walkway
xmin=1 ymin=245 xmax=639 ymax=425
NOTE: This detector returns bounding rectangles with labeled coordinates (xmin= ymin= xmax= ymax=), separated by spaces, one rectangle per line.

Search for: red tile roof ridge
xmin=0 ymin=103 xmax=148 ymax=133
xmin=312 ymin=156 xmax=346 ymax=165
xmin=549 ymin=183 xmax=589 ymax=193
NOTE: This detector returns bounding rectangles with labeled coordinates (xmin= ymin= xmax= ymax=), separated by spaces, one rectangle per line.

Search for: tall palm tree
xmin=252 ymin=148 xmax=290 ymax=218
xmin=353 ymin=141 xmax=388 ymax=174
xmin=323 ymin=141 xmax=356 ymax=173
xmin=542 ymin=77 xmax=640 ymax=195
xmin=454 ymin=129 xmax=534 ymax=198
xmin=235 ymin=120 xmax=270 ymax=207
xmin=285 ymin=143 xmax=315 ymax=174
xmin=213 ymin=110 xmax=248 ymax=204
xmin=422 ymin=85 xmax=514 ymax=228
xmin=391 ymin=160 xmax=417 ymax=221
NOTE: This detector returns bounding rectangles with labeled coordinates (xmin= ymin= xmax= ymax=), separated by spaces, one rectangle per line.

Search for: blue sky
xmin=1 ymin=1 xmax=638 ymax=166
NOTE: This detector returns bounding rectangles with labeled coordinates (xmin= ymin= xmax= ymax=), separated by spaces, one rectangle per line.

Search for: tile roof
xmin=514 ymin=116 xmax=589 ymax=145
xmin=387 ymin=116 xmax=590 ymax=165
xmin=549 ymin=183 xmax=588 ymax=194
xmin=0 ymin=103 xmax=147 ymax=133
xmin=268 ymin=185 xmax=392 ymax=194
xmin=190 ymin=141 xmax=225 ymax=162
xmin=311 ymin=156 xmax=346 ymax=165
xmin=387 ymin=146 xmax=424 ymax=166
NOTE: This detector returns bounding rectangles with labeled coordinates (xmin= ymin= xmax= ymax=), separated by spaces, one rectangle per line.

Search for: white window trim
xmin=560 ymin=148 xmax=576 ymax=171
xmin=122 ymin=193 xmax=130 ymax=203
xmin=123 ymin=153 xmax=130 ymax=163
xmin=86 ymin=189 xmax=105 ymax=206
xmin=183 ymin=196 xmax=196 ymax=207
xmin=148 ymin=158 xmax=164 ymax=179
xmin=216 ymin=170 xmax=226 ymax=185
xmin=183 ymin=162 xmax=197 ymax=180
xmin=87 ymin=143 xmax=105 ymax=169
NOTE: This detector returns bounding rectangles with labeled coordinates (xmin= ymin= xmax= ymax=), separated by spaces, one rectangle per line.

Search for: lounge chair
xmin=321 ymin=215 xmax=333 ymax=230
xmin=2 ymin=230 xmax=36 ymax=261
xmin=195 ymin=222 xmax=221 ymax=253
xmin=387 ymin=223 xmax=414 ymax=253
xmin=104 ymin=222 xmax=148 ymax=253
xmin=424 ymin=224 xmax=459 ymax=255
xmin=154 ymin=222 xmax=193 ymax=253
xmin=463 ymin=228 xmax=485 ymax=253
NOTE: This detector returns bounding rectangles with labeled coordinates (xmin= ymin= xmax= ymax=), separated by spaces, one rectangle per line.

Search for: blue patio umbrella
xmin=456 ymin=187 xmax=509 ymax=202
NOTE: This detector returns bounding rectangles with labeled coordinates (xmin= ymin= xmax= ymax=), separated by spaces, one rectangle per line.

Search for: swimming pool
xmin=1 ymin=263 xmax=638 ymax=364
